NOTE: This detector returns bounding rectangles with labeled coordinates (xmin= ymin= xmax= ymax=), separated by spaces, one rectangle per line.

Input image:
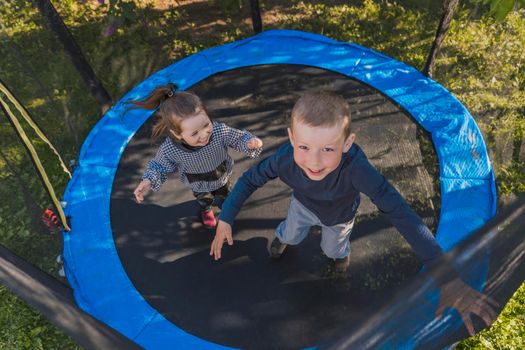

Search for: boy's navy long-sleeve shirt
xmin=220 ymin=143 xmax=444 ymax=266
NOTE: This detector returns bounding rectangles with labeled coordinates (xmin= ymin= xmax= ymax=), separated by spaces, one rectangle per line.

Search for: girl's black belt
xmin=185 ymin=160 xmax=228 ymax=183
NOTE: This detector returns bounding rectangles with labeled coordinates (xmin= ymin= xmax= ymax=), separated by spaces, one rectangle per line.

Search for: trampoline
xmin=62 ymin=30 xmax=497 ymax=349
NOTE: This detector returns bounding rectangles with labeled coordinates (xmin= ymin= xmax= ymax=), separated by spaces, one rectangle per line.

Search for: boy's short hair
xmin=291 ymin=91 xmax=351 ymax=139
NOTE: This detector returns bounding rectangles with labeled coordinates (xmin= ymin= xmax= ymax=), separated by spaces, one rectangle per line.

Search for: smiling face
xmin=171 ymin=111 xmax=213 ymax=147
xmin=288 ymin=119 xmax=355 ymax=181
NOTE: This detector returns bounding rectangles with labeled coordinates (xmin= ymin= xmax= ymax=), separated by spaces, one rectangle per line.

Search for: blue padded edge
xmin=62 ymin=29 xmax=497 ymax=349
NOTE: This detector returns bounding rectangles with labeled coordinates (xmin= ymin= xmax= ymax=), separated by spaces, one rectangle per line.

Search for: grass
xmin=0 ymin=0 xmax=523 ymax=348
xmin=0 ymin=286 xmax=80 ymax=350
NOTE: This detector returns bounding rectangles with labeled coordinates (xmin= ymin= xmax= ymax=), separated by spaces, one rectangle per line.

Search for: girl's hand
xmin=247 ymin=137 xmax=263 ymax=150
xmin=210 ymin=220 xmax=233 ymax=260
xmin=134 ymin=179 xmax=151 ymax=203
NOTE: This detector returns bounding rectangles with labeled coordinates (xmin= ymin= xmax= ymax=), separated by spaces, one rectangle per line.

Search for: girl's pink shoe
xmin=201 ymin=210 xmax=217 ymax=228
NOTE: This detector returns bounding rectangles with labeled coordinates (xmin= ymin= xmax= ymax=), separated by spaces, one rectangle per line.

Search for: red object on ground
xmin=41 ymin=208 xmax=62 ymax=234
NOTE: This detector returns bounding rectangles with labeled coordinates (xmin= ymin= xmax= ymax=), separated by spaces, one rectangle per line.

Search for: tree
xmin=423 ymin=0 xmax=525 ymax=78
xmin=249 ymin=0 xmax=263 ymax=33
xmin=422 ymin=0 xmax=459 ymax=78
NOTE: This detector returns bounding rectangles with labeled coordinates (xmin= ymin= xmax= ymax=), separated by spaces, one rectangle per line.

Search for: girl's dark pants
xmin=192 ymin=181 xmax=231 ymax=211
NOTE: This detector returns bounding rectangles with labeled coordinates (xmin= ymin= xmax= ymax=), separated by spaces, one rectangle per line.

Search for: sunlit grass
xmin=0 ymin=0 xmax=523 ymax=348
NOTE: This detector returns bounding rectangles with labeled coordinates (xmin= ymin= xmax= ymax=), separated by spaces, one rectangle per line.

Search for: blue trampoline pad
xmin=62 ymin=30 xmax=496 ymax=349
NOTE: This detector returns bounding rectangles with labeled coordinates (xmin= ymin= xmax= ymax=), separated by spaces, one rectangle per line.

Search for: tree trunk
xmin=33 ymin=0 xmax=112 ymax=113
xmin=249 ymin=0 xmax=263 ymax=33
xmin=422 ymin=0 xmax=459 ymax=77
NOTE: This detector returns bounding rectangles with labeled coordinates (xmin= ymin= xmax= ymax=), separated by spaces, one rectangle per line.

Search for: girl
xmin=132 ymin=83 xmax=263 ymax=228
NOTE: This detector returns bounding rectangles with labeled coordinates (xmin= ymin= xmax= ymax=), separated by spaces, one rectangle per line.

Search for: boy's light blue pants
xmin=275 ymin=196 xmax=355 ymax=259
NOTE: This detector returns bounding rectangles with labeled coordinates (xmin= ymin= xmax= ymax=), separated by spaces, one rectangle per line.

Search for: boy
xmin=211 ymin=91 xmax=443 ymax=272
xmin=210 ymin=91 xmax=497 ymax=334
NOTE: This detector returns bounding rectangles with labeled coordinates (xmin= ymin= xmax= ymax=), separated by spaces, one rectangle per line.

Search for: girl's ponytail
xmin=128 ymin=83 xmax=178 ymax=110
xmin=127 ymin=83 xmax=206 ymax=144
xmin=127 ymin=83 xmax=179 ymax=143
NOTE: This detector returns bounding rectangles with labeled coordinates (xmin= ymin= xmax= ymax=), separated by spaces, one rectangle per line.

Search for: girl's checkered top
xmin=142 ymin=122 xmax=262 ymax=193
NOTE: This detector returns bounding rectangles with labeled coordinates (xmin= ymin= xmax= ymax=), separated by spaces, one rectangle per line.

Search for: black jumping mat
xmin=111 ymin=65 xmax=439 ymax=349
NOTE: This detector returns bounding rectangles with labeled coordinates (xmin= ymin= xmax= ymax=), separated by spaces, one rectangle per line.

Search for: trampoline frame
xmin=62 ymin=30 xmax=497 ymax=349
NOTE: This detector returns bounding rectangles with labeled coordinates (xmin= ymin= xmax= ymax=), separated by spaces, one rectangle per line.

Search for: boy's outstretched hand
xmin=210 ymin=220 xmax=234 ymax=260
xmin=247 ymin=137 xmax=263 ymax=150
xmin=134 ymin=179 xmax=151 ymax=203
xmin=436 ymin=278 xmax=499 ymax=336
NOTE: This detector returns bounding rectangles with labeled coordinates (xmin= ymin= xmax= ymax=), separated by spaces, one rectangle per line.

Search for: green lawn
xmin=1 ymin=0 xmax=523 ymax=348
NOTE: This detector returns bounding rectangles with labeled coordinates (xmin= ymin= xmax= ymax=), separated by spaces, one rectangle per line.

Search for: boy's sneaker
xmin=334 ymin=256 xmax=350 ymax=273
xmin=201 ymin=210 xmax=217 ymax=228
xmin=270 ymin=237 xmax=287 ymax=259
